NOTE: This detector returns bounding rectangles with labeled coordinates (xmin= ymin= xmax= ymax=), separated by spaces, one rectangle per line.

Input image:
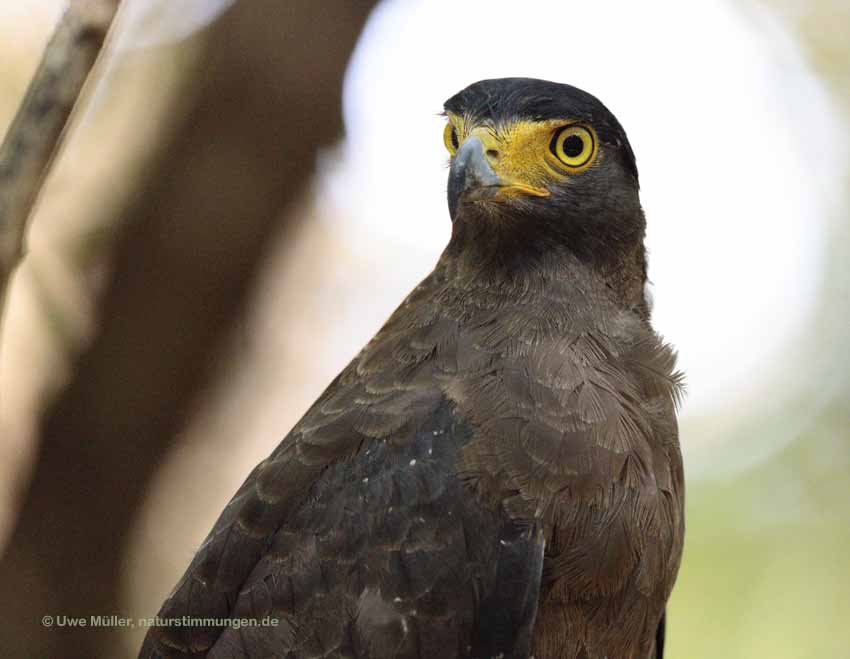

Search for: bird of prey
xmin=141 ymin=77 xmax=684 ymax=659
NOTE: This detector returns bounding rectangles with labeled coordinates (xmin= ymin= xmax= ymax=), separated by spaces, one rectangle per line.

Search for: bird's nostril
xmin=486 ymin=149 xmax=499 ymax=160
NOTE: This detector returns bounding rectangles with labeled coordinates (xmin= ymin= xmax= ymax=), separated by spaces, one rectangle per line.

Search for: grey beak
xmin=447 ymin=136 xmax=500 ymax=219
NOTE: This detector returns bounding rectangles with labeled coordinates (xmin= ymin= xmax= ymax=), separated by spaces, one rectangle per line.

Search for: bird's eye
xmin=550 ymin=125 xmax=595 ymax=168
xmin=443 ymin=123 xmax=460 ymax=154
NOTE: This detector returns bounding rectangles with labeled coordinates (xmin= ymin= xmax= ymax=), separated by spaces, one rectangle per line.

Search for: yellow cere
xmin=443 ymin=112 xmax=600 ymax=198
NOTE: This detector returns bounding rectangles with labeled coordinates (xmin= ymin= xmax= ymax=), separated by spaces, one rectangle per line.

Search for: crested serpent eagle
xmin=141 ymin=77 xmax=685 ymax=659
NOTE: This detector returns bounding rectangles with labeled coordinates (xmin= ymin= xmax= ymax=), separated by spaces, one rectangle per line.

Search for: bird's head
xmin=443 ymin=78 xmax=643 ymax=267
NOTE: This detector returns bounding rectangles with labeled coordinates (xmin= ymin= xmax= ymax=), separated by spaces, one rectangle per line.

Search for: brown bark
xmin=0 ymin=1 xmax=377 ymax=657
xmin=0 ymin=0 xmax=120 ymax=327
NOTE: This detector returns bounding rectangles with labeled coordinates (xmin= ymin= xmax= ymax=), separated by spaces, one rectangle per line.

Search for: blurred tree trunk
xmin=0 ymin=1 xmax=377 ymax=657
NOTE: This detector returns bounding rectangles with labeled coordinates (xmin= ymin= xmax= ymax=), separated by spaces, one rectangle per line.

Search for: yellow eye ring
xmin=550 ymin=125 xmax=595 ymax=169
xmin=443 ymin=123 xmax=460 ymax=154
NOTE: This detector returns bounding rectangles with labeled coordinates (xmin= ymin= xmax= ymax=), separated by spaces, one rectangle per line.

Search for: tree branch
xmin=0 ymin=0 xmax=120 ymax=324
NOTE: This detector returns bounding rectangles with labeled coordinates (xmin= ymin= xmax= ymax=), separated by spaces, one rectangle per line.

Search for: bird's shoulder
xmin=139 ymin=271 xmax=471 ymax=656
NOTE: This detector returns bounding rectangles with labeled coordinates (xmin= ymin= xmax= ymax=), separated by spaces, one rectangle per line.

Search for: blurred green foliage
xmin=671 ymin=426 xmax=850 ymax=657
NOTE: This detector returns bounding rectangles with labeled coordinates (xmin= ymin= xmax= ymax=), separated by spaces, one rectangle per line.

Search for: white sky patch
xmin=323 ymin=0 xmax=847 ymax=423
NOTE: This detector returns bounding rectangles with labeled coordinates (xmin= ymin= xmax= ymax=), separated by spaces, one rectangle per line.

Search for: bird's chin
xmin=460 ymin=184 xmax=549 ymax=208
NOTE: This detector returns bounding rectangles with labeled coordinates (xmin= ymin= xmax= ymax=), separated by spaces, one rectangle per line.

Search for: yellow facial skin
xmin=443 ymin=112 xmax=600 ymax=201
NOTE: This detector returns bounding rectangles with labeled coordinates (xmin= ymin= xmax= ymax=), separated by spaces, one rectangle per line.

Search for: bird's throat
xmin=444 ymin=210 xmax=650 ymax=320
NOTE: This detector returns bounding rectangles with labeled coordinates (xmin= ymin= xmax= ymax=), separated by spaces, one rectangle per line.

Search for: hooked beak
xmin=447 ymin=136 xmax=548 ymax=219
